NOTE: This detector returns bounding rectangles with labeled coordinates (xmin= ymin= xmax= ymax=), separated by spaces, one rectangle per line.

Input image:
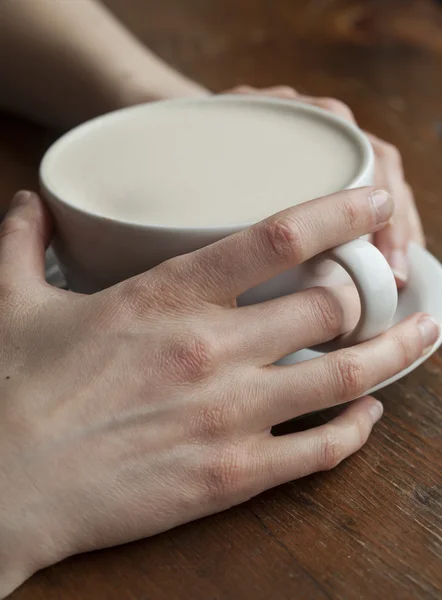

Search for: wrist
xmin=0 ymin=522 xmax=61 ymax=597
xmin=0 ymin=498 xmax=61 ymax=597
xmin=112 ymin=69 xmax=211 ymax=110
xmin=0 ymin=544 xmax=30 ymax=598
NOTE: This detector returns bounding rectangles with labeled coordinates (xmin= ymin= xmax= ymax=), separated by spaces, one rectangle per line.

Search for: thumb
xmin=0 ymin=190 xmax=53 ymax=285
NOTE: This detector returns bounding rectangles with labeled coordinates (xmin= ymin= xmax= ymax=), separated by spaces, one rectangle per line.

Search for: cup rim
xmin=40 ymin=94 xmax=375 ymax=234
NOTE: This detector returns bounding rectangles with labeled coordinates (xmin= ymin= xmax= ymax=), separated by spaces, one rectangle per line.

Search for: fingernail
xmin=11 ymin=190 xmax=32 ymax=208
xmin=369 ymin=189 xmax=394 ymax=225
xmin=389 ymin=249 xmax=408 ymax=284
xmin=368 ymin=400 xmax=383 ymax=424
xmin=418 ymin=316 xmax=440 ymax=353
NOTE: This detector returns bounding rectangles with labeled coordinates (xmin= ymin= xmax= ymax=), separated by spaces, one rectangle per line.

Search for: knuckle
xmin=390 ymin=331 xmax=414 ymax=370
xmin=340 ymin=197 xmax=361 ymax=232
xmin=272 ymin=86 xmax=297 ymax=97
xmin=320 ymin=98 xmax=354 ymax=119
xmin=155 ymin=256 xmax=207 ymax=309
xmin=353 ymin=414 xmax=371 ymax=448
xmin=376 ymin=141 xmax=402 ymax=165
xmin=189 ymin=397 xmax=233 ymax=440
xmin=166 ymin=332 xmax=219 ymax=383
xmin=231 ymin=85 xmax=254 ymax=94
xmin=120 ymin=275 xmax=155 ymax=313
xmin=332 ymin=351 xmax=365 ymax=399
xmin=318 ymin=429 xmax=344 ymax=471
xmin=310 ymin=287 xmax=343 ymax=338
xmin=259 ymin=216 xmax=305 ymax=265
xmin=121 ymin=267 xmax=182 ymax=317
xmin=202 ymin=445 xmax=248 ymax=504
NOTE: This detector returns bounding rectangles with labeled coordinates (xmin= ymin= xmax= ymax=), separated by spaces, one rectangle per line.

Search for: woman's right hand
xmin=0 ymin=188 xmax=439 ymax=597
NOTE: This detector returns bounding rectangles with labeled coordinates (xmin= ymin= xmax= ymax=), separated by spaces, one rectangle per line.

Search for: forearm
xmin=0 ymin=0 xmax=208 ymax=129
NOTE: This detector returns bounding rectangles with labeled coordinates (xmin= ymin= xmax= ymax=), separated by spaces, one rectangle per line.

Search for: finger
xmin=164 ymin=187 xmax=394 ymax=305
xmin=225 ymin=85 xmax=256 ymax=95
xmin=403 ymin=183 xmax=425 ymax=246
xmin=228 ymin=87 xmax=357 ymax=125
xmin=228 ymin=85 xmax=299 ymax=100
xmin=231 ymin=284 xmax=360 ymax=364
xmin=247 ymin=86 xmax=299 ymax=100
xmin=0 ymin=191 xmax=52 ymax=284
xmin=373 ymin=222 xmax=409 ymax=288
xmin=251 ymin=313 xmax=439 ymax=429
xmin=374 ymin=183 xmax=425 ymax=287
xmin=253 ymin=396 xmax=382 ymax=490
xmin=295 ymin=95 xmax=357 ymax=124
xmin=367 ymin=134 xmax=411 ymax=287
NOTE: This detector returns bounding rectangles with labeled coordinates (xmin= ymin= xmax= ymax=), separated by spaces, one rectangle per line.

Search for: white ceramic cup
xmin=40 ymin=95 xmax=398 ymax=354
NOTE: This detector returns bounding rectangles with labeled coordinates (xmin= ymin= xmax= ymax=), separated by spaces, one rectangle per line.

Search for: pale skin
xmin=0 ymin=1 xmax=437 ymax=596
xmin=0 ymin=188 xmax=439 ymax=597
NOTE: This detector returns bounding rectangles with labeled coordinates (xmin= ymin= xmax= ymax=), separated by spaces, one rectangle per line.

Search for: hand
xmin=0 ymin=190 xmax=439 ymax=597
xmin=229 ymin=85 xmax=426 ymax=287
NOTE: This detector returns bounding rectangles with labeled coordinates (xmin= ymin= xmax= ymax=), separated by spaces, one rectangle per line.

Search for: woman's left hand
xmin=229 ymin=85 xmax=426 ymax=288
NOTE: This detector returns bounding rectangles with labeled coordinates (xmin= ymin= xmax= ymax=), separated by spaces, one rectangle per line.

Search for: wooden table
xmin=3 ymin=1 xmax=441 ymax=598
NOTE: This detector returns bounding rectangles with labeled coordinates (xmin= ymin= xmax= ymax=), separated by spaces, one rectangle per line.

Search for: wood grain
xmin=2 ymin=1 xmax=441 ymax=599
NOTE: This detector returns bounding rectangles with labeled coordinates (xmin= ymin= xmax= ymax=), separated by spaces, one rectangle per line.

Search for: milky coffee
xmin=46 ymin=98 xmax=361 ymax=227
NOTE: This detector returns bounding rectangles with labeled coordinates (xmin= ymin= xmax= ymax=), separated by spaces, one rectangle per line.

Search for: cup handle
xmin=312 ymin=238 xmax=398 ymax=352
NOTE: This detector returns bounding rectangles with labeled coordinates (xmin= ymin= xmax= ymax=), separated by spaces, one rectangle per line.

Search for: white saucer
xmin=277 ymin=242 xmax=442 ymax=395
